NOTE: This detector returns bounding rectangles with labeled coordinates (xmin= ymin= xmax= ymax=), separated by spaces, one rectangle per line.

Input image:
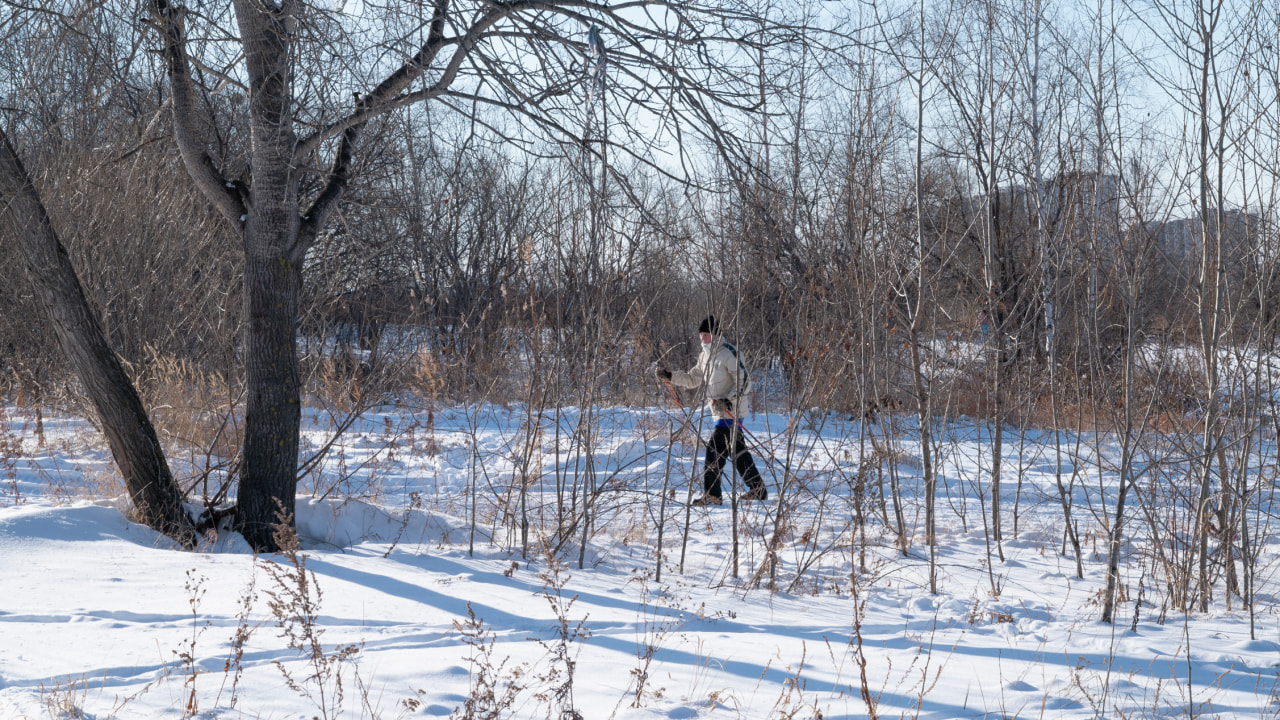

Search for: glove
xmin=712 ymin=398 xmax=733 ymax=415
xmin=656 ymin=367 xmax=672 ymax=381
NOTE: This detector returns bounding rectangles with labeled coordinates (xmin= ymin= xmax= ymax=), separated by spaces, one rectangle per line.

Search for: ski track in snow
xmin=2 ymin=402 xmax=1280 ymax=719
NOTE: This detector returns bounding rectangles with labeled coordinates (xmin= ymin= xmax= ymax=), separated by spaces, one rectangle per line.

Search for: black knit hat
xmin=697 ymin=315 xmax=719 ymax=335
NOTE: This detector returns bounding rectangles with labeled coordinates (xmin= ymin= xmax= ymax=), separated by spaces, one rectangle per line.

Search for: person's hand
xmin=712 ymin=398 xmax=733 ymax=415
xmin=655 ymin=367 xmax=672 ymax=381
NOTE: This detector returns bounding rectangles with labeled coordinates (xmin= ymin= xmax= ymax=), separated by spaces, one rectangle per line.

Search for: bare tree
xmin=1129 ymin=0 xmax=1263 ymax=613
xmin=0 ymin=126 xmax=197 ymax=547
xmin=1233 ymin=6 xmax=1280 ymax=638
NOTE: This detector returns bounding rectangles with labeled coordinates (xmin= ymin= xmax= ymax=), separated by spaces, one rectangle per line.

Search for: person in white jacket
xmin=657 ymin=315 xmax=767 ymax=506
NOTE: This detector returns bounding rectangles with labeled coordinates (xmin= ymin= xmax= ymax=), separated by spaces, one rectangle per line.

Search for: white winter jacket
xmin=670 ymin=338 xmax=752 ymax=421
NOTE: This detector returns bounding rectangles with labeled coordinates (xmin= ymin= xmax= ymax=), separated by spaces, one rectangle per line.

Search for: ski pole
xmin=656 ymin=374 xmax=706 ymax=441
xmin=661 ymin=378 xmax=685 ymax=410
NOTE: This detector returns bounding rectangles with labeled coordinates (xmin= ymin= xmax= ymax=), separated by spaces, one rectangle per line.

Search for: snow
xmin=2 ymin=401 xmax=1279 ymax=719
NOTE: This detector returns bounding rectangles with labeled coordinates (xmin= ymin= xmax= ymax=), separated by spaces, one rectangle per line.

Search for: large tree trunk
xmin=231 ymin=0 xmax=306 ymax=551
xmin=237 ymin=247 xmax=303 ymax=550
xmin=0 ymin=128 xmax=197 ymax=549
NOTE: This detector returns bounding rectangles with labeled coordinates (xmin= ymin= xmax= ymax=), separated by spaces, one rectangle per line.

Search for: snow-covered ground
xmin=2 ymin=400 xmax=1279 ymax=719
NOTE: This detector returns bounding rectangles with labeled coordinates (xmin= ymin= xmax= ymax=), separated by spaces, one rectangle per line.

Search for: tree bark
xmin=237 ymin=248 xmax=303 ymax=550
xmin=229 ymin=0 xmax=307 ymax=551
xmin=0 ymin=128 xmax=197 ymax=549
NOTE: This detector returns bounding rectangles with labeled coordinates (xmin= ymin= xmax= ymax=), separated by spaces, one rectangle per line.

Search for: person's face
xmin=699 ymin=332 xmax=714 ymax=344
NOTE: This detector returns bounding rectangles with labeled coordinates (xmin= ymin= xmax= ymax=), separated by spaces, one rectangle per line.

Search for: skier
xmin=657 ymin=315 xmax=768 ymax=506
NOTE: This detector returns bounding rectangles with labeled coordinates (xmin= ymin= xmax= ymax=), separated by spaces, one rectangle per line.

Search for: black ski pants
xmin=703 ymin=422 xmax=764 ymax=498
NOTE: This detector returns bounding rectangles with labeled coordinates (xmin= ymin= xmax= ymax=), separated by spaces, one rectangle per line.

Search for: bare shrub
xmin=135 ymin=351 xmax=243 ymax=510
xmin=407 ymin=347 xmax=448 ymax=407
xmin=769 ymin=643 xmax=826 ymax=720
xmin=447 ymin=602 xmax=526 ymax=720
xmin=41 ymin=449 xmax=126 ymax=504
xmin=171 ymin=569 xmax=210 ymax=718
xmin=139 ymin=352 xmax=242 ymax=457
xmin=532 ymin=551 xmax=589 ymax=720
xmin=623 ymin=572 xmax=682 ymax=708
xmin=260 ymin=512 xmax=361 ymax=720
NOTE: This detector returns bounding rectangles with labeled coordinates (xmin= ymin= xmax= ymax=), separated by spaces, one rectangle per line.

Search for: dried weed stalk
xmin=448 ymin=602 xmax=526 ymax=720
xmin=173 ymin=569 xmax=210 ymax=719
xmin=534 ymin=551 xmax=589 ymax=720
xmin=40 ymin=674 xmax=89 ymax=720
xmin=260 ymin=511 xmax=360 ymax=720
xmin=624 ymin=572 xmax=682 ymax=708
xmin=212 ymin=567 xmax=260 ymax=711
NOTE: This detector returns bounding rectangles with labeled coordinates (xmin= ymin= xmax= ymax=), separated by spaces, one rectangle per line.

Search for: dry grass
xmin=923 ymin=354 xmax=1217 ymax=437
xmin=0 ymin=404 xmax=23 ymax=504
xmin=137 ymin=350 xmax=242 ymax=465
xmin=40 ymin=674 xmax=90 ymax=720
xmin=407 ymin=347 xmax=448 ymax=405
xmin=308 ymin=353 xmax=372 ymax=415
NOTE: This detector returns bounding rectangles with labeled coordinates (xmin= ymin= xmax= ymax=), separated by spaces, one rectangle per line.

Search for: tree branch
xmin=148 ymin=0 xmax=246 ymax=227
xmin=295 ymin=0 xmax=625 ymax=158
xmin=295 ymin=0 xmax=455 ymax=252
xmin=296 ymin=0 xmax=456 ymax=158
xmin=295 ymin=123 xmax=359 ymax=261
